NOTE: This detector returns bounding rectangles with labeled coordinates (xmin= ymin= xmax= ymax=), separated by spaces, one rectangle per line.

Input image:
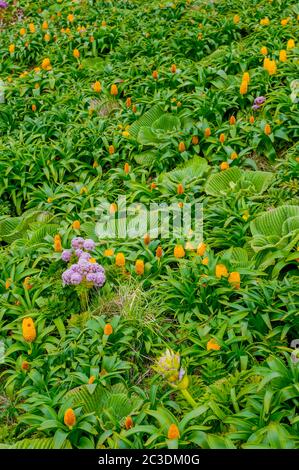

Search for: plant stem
xmin=181 ymin=389 xmax=197 ymax=408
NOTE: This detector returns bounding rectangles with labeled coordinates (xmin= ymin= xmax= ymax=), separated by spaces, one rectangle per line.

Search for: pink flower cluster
xmin=61 ymin=237 xmax=105 ymax=288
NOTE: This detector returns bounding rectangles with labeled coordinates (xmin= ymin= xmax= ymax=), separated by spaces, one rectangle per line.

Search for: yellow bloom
xmin=219 ymin=133 xmax=225 ymax=143
xmin=9 ymin=44 xmax=15 ymax=54
xmin=264 ymin=124 xmax=271 ymax=135
xmin=22 ymin=317 xmax=36 ymax=342
xmin=197 ymin=242 xmax=206 ymax=256
xmin=29 ymin=23 xmax=35 ymax=33
xmin=207 ymin=338 xmax=221 ymax=351
xmin=260 ymin=18 xmax=270 ymax=26
xmin=20 ymin=28 xmax=26 ymax=36
xmin=240 ymin=80 xmax=248 ymax=95
xmin=279 ymin=50 xmax=287 ymax=62
xmin=104 ymin=248 xmax=114 ymax=257
xmin=72 ymin=220 xmax=81 ymax=230
xmin=287 ymin=39 xmax=295 ymax=50
xmin=135 ymin=259 xmax=145 ymax=275
xmin=73 ymin=48 xmax=80 ymax=58
xmin=202 ymin=256 xmax=209 ymax=265
xmin=156 ymin=246 xmax=163 ymax=258
xmin=231 ymin=152 xmax=238 ymax=160
xmin=115 ymin=252 xmax=125 ymax=267
xmin=5 ymin=278 xmax=12 ymax=289
xmin=93 ymin=81 xmax=101 ymax=93
xmin=177 ymin=183 xmax=184 ymax=195
xmin=104 ymin=324 xmax=113 ymax=335
xmin=168 ymin=424 xmax=180 ymax=440
xmin=174 ymin=245 xmax=185 ymax=258
xmin=108 ymin=145 xmax=115 ymax=155
xmin=233 ymin=15 xmax=240 ymax=24
xmin=110 ymin=84 xmax=118 ymax=96
xmin=178 ymin=141 xmax=186 ymax=152
xmin=41 ymin=58 xmax=51 ymax=70
xmin=242 ymin=210 xmax=250 ymax=221
xmin=42 ymin=21 xmax=48 ymax=30
xmin=281 ymin=18 xmax=289 ymax=26
xmin=125 ymin=416 xmax=133 ymax=430
xmin=204 ymin=127 xmax=211 ymax=138
xmin=228 ymin=271 xmax=241 ymax=289
xmin=242 ymin=72 xmax=250 ymax=83
xmin=215 ymin=264 xmax=228 ymax=278
xmin=67 ymin=14 xmax=75 ymax=22
xmin=220 ymin=161 xmax=229 ymax=170
xmin=64 ymin=408 xmax=76 ymax=428
xmin=260 ymin=46 xmax=268 ymax=55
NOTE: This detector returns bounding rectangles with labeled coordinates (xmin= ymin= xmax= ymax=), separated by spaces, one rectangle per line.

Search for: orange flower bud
xmin=229 ymin=116 xmax=236 ymax=125
xmin=73 ymin=48 xmax=80 ymax=58
xmin=109 ymin=145 xmax=115 ymax=155
xmin=174 ymin=245 xmax=185 ymax=258
xmin=93 ymin=81 xmax=101 ymax=92
xmin=260 ymin=46 xmax=268 ymax=55
xmin=220 ymin=162 xmax=229 ymax=171
xmin=110 ymin=84 xmax=118 ymax=96
xmin=177 ymin=183 xmax=184 ymax=195
xmin=156 ymin=246 xmax=163 ymax=258
xmin=144 ymin=234 xmax=151 ymax=245
xmin=168 ymin=424 xmax=180 ymax=440
xmin=219 ymin=133 xmax=225 ymax=144
xmin=104 ymin=324 xmax=113 ymax=336
xmin=240 ymin=80 xmax=248 ymax=95
xmin=207 ymin=338 xmax=221 ymax=351
xmin=249 ymin=116 xmax=255 ymax=124
xmin=115 ymin=252 xmax=125 ymax=267
xmin=171 ymin=64 xmax=177 ymax=73
xmin=72 ymin=220 xmax=81 ymax=230
xmin=197 ymin=242 xmax=206 ymax=256
xmin=264 ymin=124 xmax=271 ymax=135
xmin=191 ymin=135 xmax=199 ymax=145
xmin=21 ymin=361 xmax=30 ymax=370
xmin=135 ymin=259 xmax=144 ymax=275
xmin=125 ymin=416 xmax=133 ymax=430
xmin=215 ymin=264 xmax=228 ymax=278
xmin=126 ymin=97 xmax=132 ymax=107
xmin=22 ymin=317 xmax=36 ymax=342
xmin=64 ymin=408 xmax=76 ymax=428
xmin=178 ymin=142 xmax=186 ymax=152
xmin=104 ymin=248 xmax=114 ymax=257
xmin=124 ymin=162 xmax=130 ymax=174
xmin=228 ymin=271 xmax=241 ymax=289
xmin=204 ymin=127 xmax=211 ymax=138
xmin=152 ymin=70 xmax=158 ymax=79
xmin=109 ymin=203 xmax=117 ymax=214
xmin=88 ymin=376 xmax=95 ymax=384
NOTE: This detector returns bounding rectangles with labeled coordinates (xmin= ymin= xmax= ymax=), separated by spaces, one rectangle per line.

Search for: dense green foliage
xmin=0 ymin=0 xmax=298 ymax=449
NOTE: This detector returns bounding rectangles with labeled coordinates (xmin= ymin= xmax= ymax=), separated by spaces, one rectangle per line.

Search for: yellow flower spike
xmin=174 ymin=245 xmax=185 ymax=258
xmin=228 ymin=271 xmax=241 ymax=289
xmin=135 ymin=259 xmax=144 ymax=275
xmin=207 ymin=338 xmax=221 ymax=351
xmin=215 ymin=264 xmax=228 ymax=278
xmin=168 ymin=424 xmax=180 ymax=440
xmin=22 ymin=317 xmax=36 ymax=343
xmin=64 ymin=408 xmax=76 ymax=428
xmin=115 ymin=252 xmax=125 ymax=267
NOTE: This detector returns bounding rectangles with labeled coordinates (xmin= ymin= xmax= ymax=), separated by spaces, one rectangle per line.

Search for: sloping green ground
xmin=0 ymin=0 xmax=298 ymax=449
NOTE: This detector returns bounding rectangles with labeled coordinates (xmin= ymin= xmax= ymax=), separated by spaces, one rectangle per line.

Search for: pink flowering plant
xmin=61 ymin=237 xmax=106 ymax=311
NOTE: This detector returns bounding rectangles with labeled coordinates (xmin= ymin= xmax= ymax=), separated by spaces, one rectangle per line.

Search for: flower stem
xmin=181 ymin=389 xmax=197 ymax=408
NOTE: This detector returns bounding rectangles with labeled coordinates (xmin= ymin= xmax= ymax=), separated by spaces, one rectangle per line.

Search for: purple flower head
xmin=61 ymin=250 xmax=72 ymax=262
xmin=70 ymin=272 xmax=83 ymax=285
xmin=0 ymin=1 xmax=8 ymax=8
xmin=78 ymin=251 xmax=90 ymax=261
xmin=71 ymin=237 xmax=85 ymax=250
xmin=254 ymin=96 xmax=266 ymax=105
xmin=252 ymin=104 xmax=260 ymax=110
xmin=94 ymin=271 xmax=106 ymax=287
xmin=75 ymin=248 xmax=84 ymax=258
xmin=62 ymin=269 xmax=72 ymax=285
xmin=83 ymin=239 xmax=96 ymax=251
